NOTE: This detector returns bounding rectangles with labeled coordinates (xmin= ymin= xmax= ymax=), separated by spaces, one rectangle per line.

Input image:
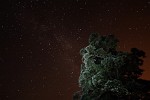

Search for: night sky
xmin=0 ymin=0 xmax=150 ymax=100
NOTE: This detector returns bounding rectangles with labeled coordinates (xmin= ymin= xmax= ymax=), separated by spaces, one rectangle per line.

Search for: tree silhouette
xmin=73 ymin=33 xmax=150 ymax=100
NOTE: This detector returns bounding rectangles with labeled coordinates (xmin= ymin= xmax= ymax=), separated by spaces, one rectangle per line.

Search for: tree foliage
xmin=73 ymin=33 xmax=150 ymax=100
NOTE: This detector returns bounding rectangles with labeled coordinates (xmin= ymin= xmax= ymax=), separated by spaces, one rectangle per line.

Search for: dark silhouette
xmin=73 ymin=33 xmax=150 ymax=100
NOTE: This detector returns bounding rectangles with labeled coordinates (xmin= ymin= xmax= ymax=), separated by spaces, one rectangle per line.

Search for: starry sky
xmin=0 ymin=0 xmax=150 ymax=100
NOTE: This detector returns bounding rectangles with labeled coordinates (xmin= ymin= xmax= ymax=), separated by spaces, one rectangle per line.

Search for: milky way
xmin=0 ymin=0 xmax=150 ymax=100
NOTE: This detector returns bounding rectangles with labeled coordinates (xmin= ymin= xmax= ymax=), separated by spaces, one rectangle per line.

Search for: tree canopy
xmin=73 ymin=33 xmax=150 ymax=100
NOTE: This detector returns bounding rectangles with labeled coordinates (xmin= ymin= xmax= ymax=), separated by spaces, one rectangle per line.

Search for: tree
xmin=73 ymin=33 xmax=150 ymax=100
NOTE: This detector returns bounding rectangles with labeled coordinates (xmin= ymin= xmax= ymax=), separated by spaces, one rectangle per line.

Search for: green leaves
xmin=89 ymin=34 xmax=119 ymax=52
xmin=102 ymin=79 xmax=129 ymax=96
xmin=74 ymin=33 xmax=148 ymax=100
xmin=89 ymin=33 xmax=98 ymax=43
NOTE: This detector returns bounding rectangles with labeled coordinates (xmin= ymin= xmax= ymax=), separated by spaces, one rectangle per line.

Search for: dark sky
xmin=0 ymin=0 xmax=150 ymax=100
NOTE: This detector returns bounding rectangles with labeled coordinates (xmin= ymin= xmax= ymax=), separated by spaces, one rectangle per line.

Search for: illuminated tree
xmin=73 ymin=33 xmax=150 ymax=100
